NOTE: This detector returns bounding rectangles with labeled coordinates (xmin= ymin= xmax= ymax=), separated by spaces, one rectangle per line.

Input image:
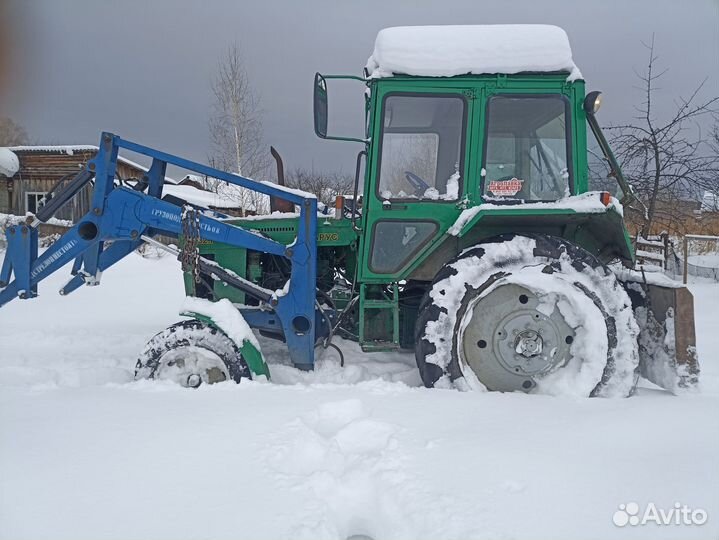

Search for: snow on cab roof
xmin=366 ymin=25 xmax=582 ymax=81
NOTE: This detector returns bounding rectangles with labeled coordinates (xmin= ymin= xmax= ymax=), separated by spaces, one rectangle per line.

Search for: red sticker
xmin=488 ymin=178 xmax=524 ymax=196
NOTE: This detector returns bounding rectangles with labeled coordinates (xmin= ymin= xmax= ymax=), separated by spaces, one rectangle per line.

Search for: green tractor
xmin=182 ymin=25 xmax=698 ymax=396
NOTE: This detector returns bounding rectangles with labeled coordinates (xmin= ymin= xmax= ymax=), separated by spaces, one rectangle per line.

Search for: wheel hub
xmin=515 ymin=329 xmax=543 ymax=357
xmin=155 ymin=346 xmax=229 ymax=387
xmin=460 ymin=283 xmax=575 ymax=392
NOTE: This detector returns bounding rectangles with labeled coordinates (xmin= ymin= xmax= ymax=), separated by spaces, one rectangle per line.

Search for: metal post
xmin=683 ymin=236 xmax=688 ymax=285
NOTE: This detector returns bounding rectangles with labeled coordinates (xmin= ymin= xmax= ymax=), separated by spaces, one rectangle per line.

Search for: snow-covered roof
xmin=9 ymin=145 xmax=98 ymax=155
xmin=7 ymin=144 xmax=178 ymax=184
xmin=366 ymin=25 xmax=582 ymax=81
xmin=0 ymin=148 xmax=19 ymax=177
xmin=162 ymin=184 xmax=242 ymax=210
xmin=180 ymin=174 xmax=205 ymax=185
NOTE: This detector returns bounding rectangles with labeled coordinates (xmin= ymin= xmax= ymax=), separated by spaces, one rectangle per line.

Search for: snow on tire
xmin=135 ymin=319 xmax=251 ymax=387
xmin=415 ymin=235 xmax=640 ymax=397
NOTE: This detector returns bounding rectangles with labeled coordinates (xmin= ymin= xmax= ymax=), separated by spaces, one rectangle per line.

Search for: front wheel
xmin=135 ymin=319 xmax=251 ymax=387
xmin=415 ymin=235 xmax=640 ymax=397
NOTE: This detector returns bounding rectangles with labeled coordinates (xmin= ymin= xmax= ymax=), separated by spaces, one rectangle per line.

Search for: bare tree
xmin=285 ymin=168 xmax=354 ymax=207
xmin=608 ymin=37 xmax=719 ymax=236
xmin=208 ymin=43 xmax=270 ymax=215
xmin=0 ymin=117 xmax=28 ymax=146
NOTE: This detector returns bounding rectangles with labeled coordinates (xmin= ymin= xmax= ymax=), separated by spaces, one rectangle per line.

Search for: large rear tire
xmin=135 ymin=319 xmax=251 ymax=387
xmin=415 ymin=235 xmax=640 ymax=397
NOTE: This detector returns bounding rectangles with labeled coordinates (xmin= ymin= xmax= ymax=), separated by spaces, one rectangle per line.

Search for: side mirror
xmin=313 ymin=73 xmax=328 ymax=139
xmin=312 ymin=72 xmax=368 ymax=144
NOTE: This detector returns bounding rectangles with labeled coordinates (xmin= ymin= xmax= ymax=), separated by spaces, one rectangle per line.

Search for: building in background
xmin=0 ymin=146 xmax=248 ymax=222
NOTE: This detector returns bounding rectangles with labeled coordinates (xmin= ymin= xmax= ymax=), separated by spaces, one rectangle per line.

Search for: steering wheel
xmin=342 ymin=196 xmax=361 ymax=218
xmin=404 ymin=171 xmax=430 ymax=197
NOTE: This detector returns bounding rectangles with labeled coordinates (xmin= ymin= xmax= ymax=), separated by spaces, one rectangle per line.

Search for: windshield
xmin=377 ymin=94 xmax=465 ymax=201
xmin=483 ymin=95 xmax=570 ymax=201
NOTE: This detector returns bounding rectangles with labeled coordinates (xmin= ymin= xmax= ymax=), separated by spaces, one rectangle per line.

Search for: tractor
xmin=0 ymin=25 xmax=699 ymax=396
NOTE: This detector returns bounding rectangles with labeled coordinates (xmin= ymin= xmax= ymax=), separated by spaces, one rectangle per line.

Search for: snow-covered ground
xmin=689 ymin=253 xmax=719 ymax=268
xmin=0 ymin=253 xmax=717 ymax=540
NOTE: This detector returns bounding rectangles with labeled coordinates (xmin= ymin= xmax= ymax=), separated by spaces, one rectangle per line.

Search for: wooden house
xmin=0 ymin=147 xmax=250 ymax=223
xmin=0 ymin=145 xmax=155 ymax=222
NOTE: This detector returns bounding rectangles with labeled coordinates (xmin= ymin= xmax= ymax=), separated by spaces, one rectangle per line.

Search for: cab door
xmin=358 ymin=87 xmax=475 ymax=282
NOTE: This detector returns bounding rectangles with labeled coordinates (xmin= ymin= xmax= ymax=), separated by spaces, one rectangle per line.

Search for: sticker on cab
xmin=488 ymin=178 xmax=524 ymax=196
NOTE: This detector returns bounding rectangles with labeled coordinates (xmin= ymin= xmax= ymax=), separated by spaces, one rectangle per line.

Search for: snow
xmin=448 ymin=192 xmax=624 ymax=236
xmin=162 ymin=183 xmax=241 ymax=210
xmin=422 ymin=236 xmax=639 ymax=397
xmin=181 ymin=296 xmax=260 ymax=349
xmin=381 ymin=172 xmax=462 ymax=202
xmin=635 ymin=249 xmax=664 ymax=262
xmin=689 ymin=254 xmax=719 ymax=267
xmin=0 ymin=212 xmax=73 ymax=228
xmin=8 ymin=144 xmax=99 ymax=154
xmin=612 ymin=264 xmax=685 ymax=289
xmin=366 ymin=25 xmax=582 ymax=81
xmin=7 ymin=144 xmax=178 ymax=184
xmin=636 ymin=237 xmax=665 ymax=248
xmin=0 ymin=251 xmax=718 ymax=539
xmin=231 ymin=210 xmax=301 ymax=221
xmin=0 ymin=148 xmax=19 ymax=177
xmin=261 ymin=180 xmax=316 ymax=199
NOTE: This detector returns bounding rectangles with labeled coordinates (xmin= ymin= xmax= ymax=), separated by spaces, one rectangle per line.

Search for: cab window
xmin=483 ymin=95 xmax=571 ymax=201
xmin=377 ymin=94 xmax=465 ymax=201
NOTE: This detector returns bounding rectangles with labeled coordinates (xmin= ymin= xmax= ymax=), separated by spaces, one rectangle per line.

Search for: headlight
xmin=584 ymin=91 xmax=602 ymax=114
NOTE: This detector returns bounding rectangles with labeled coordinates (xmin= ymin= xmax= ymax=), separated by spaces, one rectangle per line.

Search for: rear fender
xmin=622 ymin=280 xmax=699 ymax=393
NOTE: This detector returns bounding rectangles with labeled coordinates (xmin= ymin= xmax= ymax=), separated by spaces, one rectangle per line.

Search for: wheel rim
xmin=154 ymin=346 xmax=230 ymax=387
xmin=460 ymin=283 xmax=575 ymax=392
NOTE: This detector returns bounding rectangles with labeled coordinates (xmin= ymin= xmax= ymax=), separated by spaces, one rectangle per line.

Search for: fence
xmin=661 ymin=235 xmax=719 ymax=283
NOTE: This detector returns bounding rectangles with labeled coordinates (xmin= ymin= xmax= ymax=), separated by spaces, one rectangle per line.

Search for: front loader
xmin=0 ymin=25 xmax=699 ymax=395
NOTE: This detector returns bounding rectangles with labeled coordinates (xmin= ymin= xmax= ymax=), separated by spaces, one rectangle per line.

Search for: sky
xmin=2 ymin=0 xmax=718 ymax=180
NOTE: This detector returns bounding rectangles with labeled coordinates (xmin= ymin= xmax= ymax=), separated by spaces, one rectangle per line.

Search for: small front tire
xmin=135 ymin=319 xmax=251 ymax=387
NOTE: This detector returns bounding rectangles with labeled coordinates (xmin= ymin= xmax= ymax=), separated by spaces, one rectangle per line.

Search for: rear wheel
xmin=135 ymin=319 xmax=251 ymax=387
xmin=415 ymin=235 xmax=640 ymax=397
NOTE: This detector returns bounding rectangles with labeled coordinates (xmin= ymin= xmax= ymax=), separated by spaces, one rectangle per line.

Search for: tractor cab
xmin=315 ymin=25 xmax=633 ymax=282
xmin=309 ymin=25 xmax=639 ymax=352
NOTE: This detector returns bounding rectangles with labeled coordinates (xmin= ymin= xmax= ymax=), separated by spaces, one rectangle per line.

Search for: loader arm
xmin=0 ymin=132 xmax=320 ymax=369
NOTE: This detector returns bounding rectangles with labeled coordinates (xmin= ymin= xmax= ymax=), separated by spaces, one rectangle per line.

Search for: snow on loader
xmin=0 ymin=25 xmax=699 ymax=395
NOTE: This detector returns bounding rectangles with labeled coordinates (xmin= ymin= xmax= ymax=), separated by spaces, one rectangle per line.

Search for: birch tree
xmin=208 ymin=43 xmax=269 ymax=214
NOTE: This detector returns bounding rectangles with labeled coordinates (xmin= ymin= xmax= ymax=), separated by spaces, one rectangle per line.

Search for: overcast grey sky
xmin=2 ymin=0 xmax=718 ymax=179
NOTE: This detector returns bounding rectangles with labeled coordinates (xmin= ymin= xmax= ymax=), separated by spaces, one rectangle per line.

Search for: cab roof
xmin=365 ymin=25 xmax=582 ymax=81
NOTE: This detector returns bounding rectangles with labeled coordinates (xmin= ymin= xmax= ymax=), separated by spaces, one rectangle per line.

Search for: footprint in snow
xmin=265 ymin=399 xmax=481 ymax=540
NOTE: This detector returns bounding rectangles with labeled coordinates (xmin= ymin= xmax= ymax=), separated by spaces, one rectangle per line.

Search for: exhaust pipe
xmin=269 ymin=146 xmax=294 ymax=214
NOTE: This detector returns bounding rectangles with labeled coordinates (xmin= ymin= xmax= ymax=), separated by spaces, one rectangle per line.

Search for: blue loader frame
xmin=0 ymin=132 xmax=322 ymax=370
